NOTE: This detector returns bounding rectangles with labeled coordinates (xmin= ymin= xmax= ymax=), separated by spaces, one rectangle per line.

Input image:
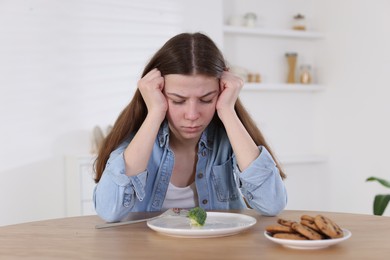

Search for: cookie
xmin=265 ymin=214 xmax=345 ymax=241
xmin=314 ymin=215 xmax=344 ymax=238
xmin=277 ymin=218 xmax=295 ymax=227
xmin=273 ymin=233 xmax=308 ymax=240
xmin=300 ymin=219 xmax=321 ymax=233
xmin=301 ymin=215 xmax=315 ymax=222
xmin=291 ymin=222 xmax=323 ymax=240
xmin=265 ymin=224 xmax=294 ymax=234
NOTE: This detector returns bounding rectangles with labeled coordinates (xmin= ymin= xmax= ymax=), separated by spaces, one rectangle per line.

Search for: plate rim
xmin=264 ymin=228 xmax=352 ymax=249
xmin=147 ymin=211 xmax=257 ymax=238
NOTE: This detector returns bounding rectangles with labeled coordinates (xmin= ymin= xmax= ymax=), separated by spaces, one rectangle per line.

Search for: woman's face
xmin=164 ymin=74 xmax=219 ymax=144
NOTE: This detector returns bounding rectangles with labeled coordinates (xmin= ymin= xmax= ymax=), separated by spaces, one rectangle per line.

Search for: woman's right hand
xmin=137 ymin=68 xmax=168 ymax=122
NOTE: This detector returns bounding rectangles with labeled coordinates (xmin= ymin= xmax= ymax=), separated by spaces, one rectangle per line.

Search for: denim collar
xmin=157 ymin=120 xmax=214 ymax=150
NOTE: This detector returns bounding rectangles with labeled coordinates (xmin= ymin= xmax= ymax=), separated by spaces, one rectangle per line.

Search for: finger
xmin=144 ymin=68 xmax=161 ymax=80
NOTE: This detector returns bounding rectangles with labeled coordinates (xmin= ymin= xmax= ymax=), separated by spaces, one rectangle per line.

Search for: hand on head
xmin=138 ymin=68 xmax=244 ymax=125
xmin=216 ymin=70 xmax=244 ymax=119
xmin=137 ymin=68 xmax=168 ymax=121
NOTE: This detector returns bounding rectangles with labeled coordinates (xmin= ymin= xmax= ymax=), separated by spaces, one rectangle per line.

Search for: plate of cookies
xmin=264 ymin=214 xmax=351 ymax=250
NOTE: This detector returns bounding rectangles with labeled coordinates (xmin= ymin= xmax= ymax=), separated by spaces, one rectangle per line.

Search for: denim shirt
xmin=94 ymin=121 xmax=287 ymax=222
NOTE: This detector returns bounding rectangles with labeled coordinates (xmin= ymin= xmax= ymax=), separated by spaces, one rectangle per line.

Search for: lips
xmin=182 ymin=125 xmax=202 ymax=133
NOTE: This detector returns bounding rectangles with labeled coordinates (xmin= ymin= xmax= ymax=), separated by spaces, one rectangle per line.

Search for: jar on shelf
xmin=254 ymin=73 xmax=261 ymax=83
xmin=285 ymin=52 xmax=298 ymax=84
xmin=292 ymin=13 xmax=306 ymax=30
xmin=247 ymin=73 xmax=261 ymax=83
xmin=299 ymin=64 xmax=312 ymax=84
xmin=247 ymin=73 xmax=254 ymax=82
xmin=243 ymin=13 xmax=257 ymax=27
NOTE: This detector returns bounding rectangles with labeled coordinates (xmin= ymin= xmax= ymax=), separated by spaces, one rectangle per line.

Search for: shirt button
xmin=198 ymin=173 xmax=203 ymax=179
xmin=201 ymin=150 xmax=207 ymax=157
xmin=202 ymin=199 xmax=208 ymax=205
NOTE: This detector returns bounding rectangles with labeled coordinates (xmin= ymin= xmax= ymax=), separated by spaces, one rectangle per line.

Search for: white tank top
xmin=161 ymin=182 xmax=198 ymax=210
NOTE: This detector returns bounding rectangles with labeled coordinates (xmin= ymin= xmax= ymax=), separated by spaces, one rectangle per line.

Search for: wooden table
xmin=1 ymin=210 xmax=389 ymax=259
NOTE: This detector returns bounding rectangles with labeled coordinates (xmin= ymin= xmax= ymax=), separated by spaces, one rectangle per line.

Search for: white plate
xmin=264 ymin=228 xmax=352 ymax=250
xmin=147 ymin=212 xmax=257 ymax=238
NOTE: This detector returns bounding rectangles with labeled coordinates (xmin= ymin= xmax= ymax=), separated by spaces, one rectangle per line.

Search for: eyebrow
xmin=166 ymin=90 xmax=218 ymax=99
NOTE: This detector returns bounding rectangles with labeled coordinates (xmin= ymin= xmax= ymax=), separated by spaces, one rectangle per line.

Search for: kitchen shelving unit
xmin=242 ymin=83 xmax=324 ymax=92
xmin=223 ymin=25 xmax=325 ymax=40
xmin=222 ymin=10 xmax=327 ymax=165
xmin=223 ymin=25 xmax=325 ymax=90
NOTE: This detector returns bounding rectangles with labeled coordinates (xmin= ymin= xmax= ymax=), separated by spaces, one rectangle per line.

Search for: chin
xmin=180 ymin=132 xmax=202 ymax=140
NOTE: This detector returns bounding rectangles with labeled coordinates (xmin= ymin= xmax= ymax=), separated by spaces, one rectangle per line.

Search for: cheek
xmin=198 ymin=103 xmax=217 ymax=117
xmin=202 ymin=104 xmax=217 ymax=119
xmin=166 ymin=104 xmax=181 ymax=122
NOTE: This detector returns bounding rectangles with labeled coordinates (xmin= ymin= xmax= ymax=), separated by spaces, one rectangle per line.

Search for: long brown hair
xmin=94 ymin=32 xmax=285 ymax=182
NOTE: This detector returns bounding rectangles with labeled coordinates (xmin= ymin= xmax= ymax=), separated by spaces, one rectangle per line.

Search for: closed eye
xmin=166 ymin=90 xmax=218 ymax=104
xmin=171 ymin=100 xmax=185 ymax=104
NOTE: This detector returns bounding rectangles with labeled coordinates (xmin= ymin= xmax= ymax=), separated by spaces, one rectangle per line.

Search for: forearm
xmin=124 ymin=68 xmax=167 ymax=176
xmin=219 ymin=109 xmax=260 ymax=171
xmin=124 ymin=114 xmax=163 ymax=176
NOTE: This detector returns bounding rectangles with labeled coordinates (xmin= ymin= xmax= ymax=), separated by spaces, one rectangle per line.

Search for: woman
xmin=93 ymin=32 xmax=287 ymax=222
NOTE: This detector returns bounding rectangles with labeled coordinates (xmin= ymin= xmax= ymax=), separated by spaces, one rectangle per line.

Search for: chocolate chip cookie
xmin=291 ymin=222 xmax=323 ymax=240
xmin=277 ymin=218 xmax=295 ymax=227
xmin=265 ymin=224 xmax=294 ymax=234
xmin=314 ymin=215 xmax=344 ymax=238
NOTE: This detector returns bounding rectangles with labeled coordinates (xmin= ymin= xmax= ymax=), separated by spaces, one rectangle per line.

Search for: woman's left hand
xmin=216 ymin=71 xmax=244 ymax=120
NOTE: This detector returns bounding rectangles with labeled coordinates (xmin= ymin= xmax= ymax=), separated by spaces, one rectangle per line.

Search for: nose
xmin=184 ymin=101 xmax=200 ymax=121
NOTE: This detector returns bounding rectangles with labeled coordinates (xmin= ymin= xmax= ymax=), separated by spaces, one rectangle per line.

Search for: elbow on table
xmin=262 ymin=185 xmax=288 ymax=216
xmin=95 ymin=206 xmax=123 ymax=223
xmin=93 ymin=187 xmax=129 ymax=223
xmin=256 ymin=197 xmax=288 ymax=217
xmin=261 ymin=205 xmax=285 ymax=217
xmin=94 ymin=195 xmax=126 ymax=223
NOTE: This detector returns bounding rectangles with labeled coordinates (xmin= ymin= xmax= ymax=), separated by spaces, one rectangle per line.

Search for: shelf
xmin=242 ymin=83 xmax=324 ymax=92
xmin=223 ymin=25 xmax=325 ymax=40
xmin=279 ymin=154 xmax=328 ymax=165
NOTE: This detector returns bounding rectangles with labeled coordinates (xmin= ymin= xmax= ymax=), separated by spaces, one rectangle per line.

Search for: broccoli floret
xmin=188 ymin=207 xmax=207 ymax=226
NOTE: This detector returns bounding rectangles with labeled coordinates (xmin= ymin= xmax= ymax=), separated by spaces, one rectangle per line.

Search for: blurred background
xmin=1 ymin=0 xmax=389 ymax=226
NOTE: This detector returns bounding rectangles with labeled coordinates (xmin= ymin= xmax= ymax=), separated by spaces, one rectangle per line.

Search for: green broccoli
xmin=188 ymin=207 xmax=207 ymax=226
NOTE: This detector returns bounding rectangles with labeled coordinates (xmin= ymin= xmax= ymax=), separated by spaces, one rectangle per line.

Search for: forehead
xmin=164 ymin=74 xmax=219 ymax=95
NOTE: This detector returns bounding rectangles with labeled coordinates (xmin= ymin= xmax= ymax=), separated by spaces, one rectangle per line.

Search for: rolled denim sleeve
xmin=93 ymin=148 xmax=147 ymax=222
xmin=234 ymin=146 xmax=287 ymax=216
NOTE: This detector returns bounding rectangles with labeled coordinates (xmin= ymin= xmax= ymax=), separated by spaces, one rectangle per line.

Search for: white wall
xmin=1 ymin=0 xmax=389 ymax=226
xmin=0 ymin=0 xmax=223 ymax=226
xmin=0 ymin=0 xmax=187 ymax=226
